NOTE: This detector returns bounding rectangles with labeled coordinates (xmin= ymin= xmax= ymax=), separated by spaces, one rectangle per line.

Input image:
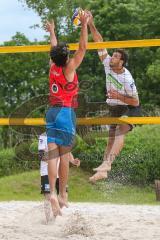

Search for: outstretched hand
xmin=79 ymin=10 xmax=90 ymax=26
xmin=44 ymin=20 xmax=55 ymax=33
xmin=86 ymin=10 xmax=94 ymax=25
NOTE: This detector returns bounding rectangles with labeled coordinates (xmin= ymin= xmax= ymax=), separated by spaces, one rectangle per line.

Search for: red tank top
xmin=49 ymin=63 xmax=79 ymax=108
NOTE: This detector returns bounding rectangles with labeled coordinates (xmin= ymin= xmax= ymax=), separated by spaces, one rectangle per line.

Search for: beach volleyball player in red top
xmin=45 ymin=11 xmax=89 ymax=217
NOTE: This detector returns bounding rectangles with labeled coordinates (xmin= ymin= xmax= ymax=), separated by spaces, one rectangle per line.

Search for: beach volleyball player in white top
xmin=87 ymin=11 xmax=141 ymax=182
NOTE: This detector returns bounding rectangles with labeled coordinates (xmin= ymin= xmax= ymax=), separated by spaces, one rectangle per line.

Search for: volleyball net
xmin=0 ymin=39 xmax=160 ymax=127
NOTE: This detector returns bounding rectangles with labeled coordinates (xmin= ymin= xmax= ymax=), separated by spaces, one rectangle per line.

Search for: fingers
xmin=75 ymin=159 xmax=80 ymax=167
xmin=79 ymin=10 xmax=90 ymax=24
xmin=107 ymin=90 xmax=111 ymax=98
xmin=107 ymin=90 xmax=115 ymax=98
xmin=107 ymin=89 xmax=119 ymax=99
xmin=72 ymin=158 xmax=80 ymax=167
xmin=85 ymin=10 xmax=93 ymax=24
xmin=44 ymin=20 xmax=55 ymax=32
xmin=86 ymin=10 xmax=93 ymax=18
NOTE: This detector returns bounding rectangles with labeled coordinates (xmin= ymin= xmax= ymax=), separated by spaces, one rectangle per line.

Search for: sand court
xmin=0 ymin=201 xmax=160 ymax=240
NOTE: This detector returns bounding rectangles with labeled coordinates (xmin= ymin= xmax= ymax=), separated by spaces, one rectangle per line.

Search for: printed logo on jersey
xmin=51 ymin=83 xmax=59 ymax=93
xmin=107 ymin=73 xmax=123 ymax=90
xmin=130 ymin=82 xmax=135 ymax=89
xmin=39 ymin=139 xmax=43 ymax=144
xmin=51 ymin=70 xmax=60 ymax=77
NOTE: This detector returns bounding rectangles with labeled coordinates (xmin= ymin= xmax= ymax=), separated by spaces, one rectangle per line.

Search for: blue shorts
xmin=46 ymin=107 xmax=76 ymax=146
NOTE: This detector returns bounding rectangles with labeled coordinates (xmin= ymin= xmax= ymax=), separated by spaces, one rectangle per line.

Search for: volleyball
xmin=72 ymin=8 xmax=84 ymax=27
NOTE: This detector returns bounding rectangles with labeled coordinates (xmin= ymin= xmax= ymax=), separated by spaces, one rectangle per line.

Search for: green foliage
xmin=113 ymin=125 xmax=160 ymax=185
xmin=0 ymin=33 xmax=49 ymax=116
xmin=0 ymin=33 xmax=49 ymax=147
xmin=30 ymin=140 xmax=38 ymax=154
xmin=0 ymin=149 xmax=16 ymax=176
xmin=14 ymin=141 xmax=39 ymax=171
xmin=0 ymin=141 xmax=39 ymax=177
xmin=73 ymin=134 xmax=89 ymax=155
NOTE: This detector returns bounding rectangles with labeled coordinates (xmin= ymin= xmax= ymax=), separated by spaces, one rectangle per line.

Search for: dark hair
xmin=116 ymin=49 xmax=128 ymax=66
xmin=50 ymin=43 xmax=70 ymax=67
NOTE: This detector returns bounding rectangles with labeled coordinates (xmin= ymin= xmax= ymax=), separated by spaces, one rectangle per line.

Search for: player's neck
xmin=112 ymin=66 xmax=124 ymax=74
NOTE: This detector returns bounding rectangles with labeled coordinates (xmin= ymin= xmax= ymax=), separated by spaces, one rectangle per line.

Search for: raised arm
xmin=88 ymin=11 xmax=108 ymax=62
xmin=64 ymin=10 xmax=89 ymax=79
xmin=45 ymin=20 xmax=57 ymax=47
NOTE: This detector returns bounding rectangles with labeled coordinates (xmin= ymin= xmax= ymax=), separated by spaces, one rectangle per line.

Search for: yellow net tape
xmin=0 ymin=39 xmax=160 ymax=54
xmin=0 ymin=117 xmax=160 ymax=126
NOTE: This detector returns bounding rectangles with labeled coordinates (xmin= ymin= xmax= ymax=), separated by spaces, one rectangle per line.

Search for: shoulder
xmin=49 ymin=62 xmax=56 ymax=70
xmin=124 ymin=68 xmax=134 ymax=82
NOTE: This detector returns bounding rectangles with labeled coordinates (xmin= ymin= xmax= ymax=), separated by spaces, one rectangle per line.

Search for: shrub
xmin=14 ymin=141 xmax=39 ymax=171
xmin=0 ymin=148 xmax=16 ymax=176
xmin=0 ymin=140 xmax=39 ymax=177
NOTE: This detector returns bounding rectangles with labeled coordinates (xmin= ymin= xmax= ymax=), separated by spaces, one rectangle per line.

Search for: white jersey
xmin=103 ymin=55 xmax=139 ymax=106
xmin=38 ymin=133 xmax=60 ymax=177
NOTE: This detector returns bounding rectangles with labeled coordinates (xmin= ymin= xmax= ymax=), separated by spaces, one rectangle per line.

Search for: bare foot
xmin=58 ymin=193 xmax=69 ymax=209
xmin=89 ymin=171 xmax=107 ymax=183
xmin=93 ymin=162 xmax=111 ymax=172
xmin=50 ymin=193 xmax=62 ymax=217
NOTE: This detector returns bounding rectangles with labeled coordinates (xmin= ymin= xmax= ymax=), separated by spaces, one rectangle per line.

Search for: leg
xmin=101 ymin=124 xmax=131 ymax=169
xmin=48 ymin=142 xmax=62 ymax=217
xmin=89 ymin=124 xmax=131 ymax=182
xmin=93 ymin=125 xmax=116 ymax=171
xmin=58 ymin=146 xmax=71 ymax=208
xmin=56 ymin=177 xmax=69 ymax=209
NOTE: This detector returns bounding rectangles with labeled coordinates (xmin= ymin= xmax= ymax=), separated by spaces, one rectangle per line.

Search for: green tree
xmin=0 ymin=33 xmax=49 ymax=147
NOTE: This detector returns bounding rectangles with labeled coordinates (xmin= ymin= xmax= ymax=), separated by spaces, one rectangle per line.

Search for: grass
xmin=69 ymin=168 xmax=160 ymax=205
xmin=0 ymin=171 xmax=41 ymax=201
xmin=0 ymin=167 xmax=159 ymax=205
